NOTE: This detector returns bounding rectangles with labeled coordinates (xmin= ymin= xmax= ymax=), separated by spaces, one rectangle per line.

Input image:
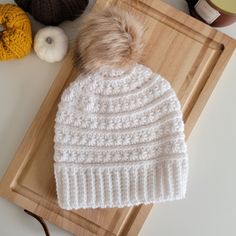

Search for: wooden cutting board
xmin=0 ymin=0 xmax=235 ymax=235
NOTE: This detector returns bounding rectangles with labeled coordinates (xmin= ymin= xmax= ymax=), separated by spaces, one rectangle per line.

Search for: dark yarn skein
xmin=15 ymin=0 xmax=89 ymax=26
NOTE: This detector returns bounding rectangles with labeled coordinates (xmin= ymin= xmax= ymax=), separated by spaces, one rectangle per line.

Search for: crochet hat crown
xmin=54 ymin=7 xmax=188 ymax=210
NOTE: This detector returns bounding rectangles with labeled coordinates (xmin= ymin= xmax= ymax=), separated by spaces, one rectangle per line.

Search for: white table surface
xmin=0 ymin=0 xmax=236 ymax=235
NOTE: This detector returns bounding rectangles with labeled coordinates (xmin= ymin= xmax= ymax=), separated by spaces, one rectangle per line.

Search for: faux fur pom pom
xmin=74 ymin=7 xmax=144 ymax=74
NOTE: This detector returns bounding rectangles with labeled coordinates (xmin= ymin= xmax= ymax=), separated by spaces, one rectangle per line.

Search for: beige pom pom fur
xmin=74 ymin=7 xmax=144 ymax=74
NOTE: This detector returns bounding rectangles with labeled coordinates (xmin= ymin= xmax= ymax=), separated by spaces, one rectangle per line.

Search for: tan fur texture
xmin=74 ymin=7 xmax=144 ymax=74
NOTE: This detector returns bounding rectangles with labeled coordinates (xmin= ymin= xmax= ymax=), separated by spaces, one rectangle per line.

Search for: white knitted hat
xmin=54 ymin=64 xmax=188 ymax=209
xmin=53 ymin=7 xmax=188 ymax=210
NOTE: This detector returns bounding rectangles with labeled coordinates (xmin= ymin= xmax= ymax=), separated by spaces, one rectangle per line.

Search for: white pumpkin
xmin=34 ymin=26 xmax=68 ymax=63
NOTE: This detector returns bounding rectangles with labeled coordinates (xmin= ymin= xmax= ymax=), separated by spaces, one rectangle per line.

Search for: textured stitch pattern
xmin=15 ymin=0 xmax=89 ymax=26
xmin=54 ymin=63 xmax=188 ymax=210
xmin=0 ymin=4 xmax=32 ymax=60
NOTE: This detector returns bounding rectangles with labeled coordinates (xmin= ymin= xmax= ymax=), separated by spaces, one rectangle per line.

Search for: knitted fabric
xmin=54 ymin=64 xmax=188 ymax=210
xmin=15 ymin=0 xmax=89 ymax=26
xmin=0 ymin=4 xmax=32 ymax=61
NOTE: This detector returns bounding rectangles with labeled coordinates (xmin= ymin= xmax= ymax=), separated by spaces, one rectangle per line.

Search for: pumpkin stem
xmin=0 ymin=24 xmax=5 ymax=32
xmin=46 ymin=37 xmax=53 ymax=44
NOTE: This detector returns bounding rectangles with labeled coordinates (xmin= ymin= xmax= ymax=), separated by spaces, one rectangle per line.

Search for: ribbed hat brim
xmin=54 ymin=157 xmax=188 ymax=210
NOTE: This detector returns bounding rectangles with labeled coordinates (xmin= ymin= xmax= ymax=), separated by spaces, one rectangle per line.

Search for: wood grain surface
xmin=0 ymin=0 xmax=235 ymax=235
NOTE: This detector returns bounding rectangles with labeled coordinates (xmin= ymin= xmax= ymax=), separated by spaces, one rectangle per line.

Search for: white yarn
xmin=54 ymin=64 xmax=188 ymax=210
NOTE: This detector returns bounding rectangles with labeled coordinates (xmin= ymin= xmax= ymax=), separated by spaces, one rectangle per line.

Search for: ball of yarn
xmin=0 ymin=4 xmax=32 ymax=61
xmin=14 ymin=0 xmax=89 ymax=26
